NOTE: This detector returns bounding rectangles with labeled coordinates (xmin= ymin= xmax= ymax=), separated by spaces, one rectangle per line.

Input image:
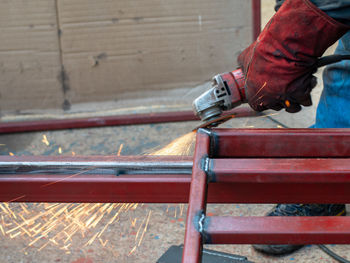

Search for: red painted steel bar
xmin=0 ymin=173 xmax=191 ymax=203
xmin=3 ymin=155 xmax=350 ymax=203
xmin=210 ymin=158 xmax=350 ymax=183
xmin=209 ymin=182 xmax=350 ymax=203
xmin=252 ymin=0 xmax=261 ymax=40
xmin=0 ymin=111 xmax=197 ymax=133
xmin=2 ymin=154 xmax=350 ymax=203
xmin=2 ymin=173 xmax=350 ymax=203
xmin=210 ymin=128 xmax=350 ymax=157
xmin=204 ymin=216 xmax=350 ymax=244
xmin=182 ymin=130 xmax=210 ymax=263
xmin=0 ymin=108 xmax=256 ymax=134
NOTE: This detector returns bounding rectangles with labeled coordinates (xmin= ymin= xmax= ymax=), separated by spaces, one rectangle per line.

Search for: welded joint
xmin=197 ymin=128 xmax=217 ymax=158
xmin=198 ymin=212 xmax=205 ymax=234
xmin=202 ymin=157 xmax=216 ymax=183
xmin=194 ymin=211 xmax=211 ymax=244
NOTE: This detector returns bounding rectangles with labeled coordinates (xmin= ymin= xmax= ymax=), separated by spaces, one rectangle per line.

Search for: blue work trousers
xmin=314 ymin=32 xmax=350 ymax=128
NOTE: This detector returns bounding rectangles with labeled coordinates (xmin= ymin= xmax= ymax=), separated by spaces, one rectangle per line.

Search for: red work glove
xmin=238 ymin=0 xmax=349 ymax=113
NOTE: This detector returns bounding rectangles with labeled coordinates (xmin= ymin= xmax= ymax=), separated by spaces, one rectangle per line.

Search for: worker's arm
xmin=238 ymin=0 xmax=350 ymax=113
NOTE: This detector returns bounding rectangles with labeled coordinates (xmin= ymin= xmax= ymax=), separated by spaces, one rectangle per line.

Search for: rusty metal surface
xmin=182 ymin=129 xmax=210 ymax=263
xmin=204 ymin=216 xmax=350 ymax=244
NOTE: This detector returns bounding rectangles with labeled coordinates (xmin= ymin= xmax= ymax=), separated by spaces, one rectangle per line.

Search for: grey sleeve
xmin=275 ymin=0 xmax=350 ymax=25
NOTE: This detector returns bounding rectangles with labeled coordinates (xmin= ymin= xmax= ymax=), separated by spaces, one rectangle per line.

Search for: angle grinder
xmin=192 ymin=54 xmax=350 ymax=130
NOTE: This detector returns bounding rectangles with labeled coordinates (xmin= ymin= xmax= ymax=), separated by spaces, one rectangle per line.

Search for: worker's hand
xmin=237 ymin=0 xmax=349 ymax=113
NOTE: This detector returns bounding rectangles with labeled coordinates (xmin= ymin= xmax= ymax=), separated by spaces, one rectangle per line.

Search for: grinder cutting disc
xmin=193 ymin=113 xmax=236 ymax=131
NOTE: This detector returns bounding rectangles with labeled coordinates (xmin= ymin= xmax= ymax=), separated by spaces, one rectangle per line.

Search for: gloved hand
xmin=238 ymin=0 xmax=349 ymax=113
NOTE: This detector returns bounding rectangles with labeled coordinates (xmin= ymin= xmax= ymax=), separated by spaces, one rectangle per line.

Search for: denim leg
xmin=313 ymin=32 xmax=350 ymax=128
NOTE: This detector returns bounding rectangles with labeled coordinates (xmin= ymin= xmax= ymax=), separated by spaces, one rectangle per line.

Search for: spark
xmin=71 ymin=151 xmax=76 ymax=156
xmin=258 ymin=112 xmax=280 ymax=118
xmin=138 ymin=211 xmax=152 ymax=247
xmin=41 ymin=135 xmax=50 ymax=146
xmin=38 ymin=241 xmax=49 ymax=251
xmin=128 ymin=245 xmax=137 ymax=256
xmin=9 ymin=152 xmax=14 ymax=156
xmin=40 ymin=168 xmax=94 ymax=188
xmin=58 ymin=147 xmax=62 ymax=154
xmin=0 ymin=201 xmax=152 ymax=255
xmin=131 ymin=218 xmax=137 ymax=227
xmin=150 ymin=132 xmax=195 ymax=156
xmin=99 ymin=237 xmax=108 ymax=247
xmin=180 ymin=204 xmax=184 ymax=216
xmin=117 ymin=144 xmax=123 ymax=156
xmin=6 ymin=195 xmax=26 ymax=203
xmin=249 ymin=81 xmax=267 ymax=102
xmin=10 ymin=231 xmax=21 ymax=239
xmin=0 ymin=225 xmax=5 ymax=235
xmin=135 ymin=215 xmax=146 ymax=241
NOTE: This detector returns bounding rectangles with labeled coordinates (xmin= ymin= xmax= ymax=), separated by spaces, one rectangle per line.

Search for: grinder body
xmin=192 ymin=69 xmax=246 ymax=122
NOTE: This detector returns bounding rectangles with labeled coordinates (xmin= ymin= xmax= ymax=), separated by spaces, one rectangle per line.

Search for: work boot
xmin=253 ymin=204 xmax=346 ymax=255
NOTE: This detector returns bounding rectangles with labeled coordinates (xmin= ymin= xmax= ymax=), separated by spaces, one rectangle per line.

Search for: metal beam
xmin=0 ymin=108 xmax=256 ymax=134
xmin=2 ymin=173 xmax=350 ymax=203
xmin=210 ymin=158 xmax=350 ymax=183
xmin=252 ymin=0 xmax=261 ymax=40
xmin=210 ymin=128 xmax=350 ymax=157
xmin=0 ymin=173 xmax=191 ymax=203
xmin=2 ymin=155 xmax=350 ymax=203
xmin=0 ymin=111 xmax=199 ymax=133
xmin=0 ymin=155 xmax=193 ymax=175
xmin=204 ymin=216 xmax=350 ymax=244
xmin=183 ymin=130 xmax=210 ymax=263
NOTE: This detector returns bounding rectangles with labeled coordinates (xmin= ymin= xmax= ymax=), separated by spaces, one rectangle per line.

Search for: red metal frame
xmin=1 ymin=128 xmax=350 ymax=263
xmin=181 ymin=128 xmax=350 ymax=263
